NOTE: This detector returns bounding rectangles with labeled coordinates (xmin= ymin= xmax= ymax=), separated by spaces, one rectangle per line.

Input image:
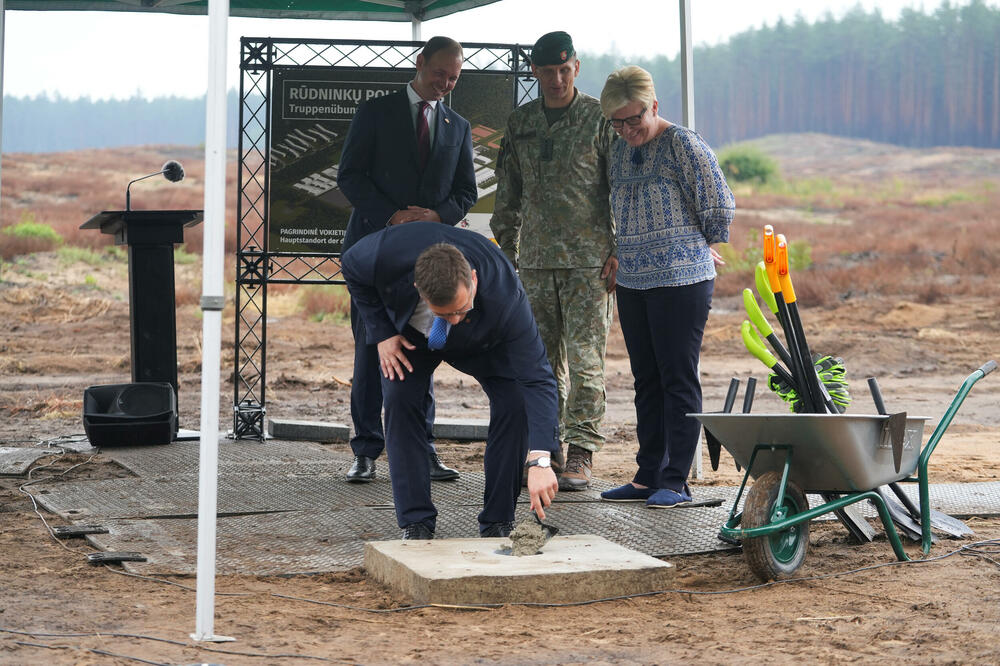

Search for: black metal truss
xmin=235 ymin=38 xmax=536 ymax=439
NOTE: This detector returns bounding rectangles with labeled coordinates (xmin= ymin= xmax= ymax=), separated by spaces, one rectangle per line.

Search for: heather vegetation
xmin=2 ymin=136 xmax=997 ymax=319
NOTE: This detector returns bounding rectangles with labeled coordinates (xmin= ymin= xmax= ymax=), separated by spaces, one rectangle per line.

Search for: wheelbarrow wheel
xmin=743 ymin=471 xmax=809 ymax=581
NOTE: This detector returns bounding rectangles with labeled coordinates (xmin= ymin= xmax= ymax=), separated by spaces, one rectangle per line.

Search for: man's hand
xmin=388 ymin=207 xmax=441 ymax=225
xmin=527 ymin=466 xmax=558 ymax=520
xmin=377 ymin=335 xmax=415 ymax=380
xmin=406 ymin=206 xmax=441 ymax=223
xmin=710 ymin=246 xmax=726 ymax=266
xmin=601 ymin=255 xmax=618 ymax=293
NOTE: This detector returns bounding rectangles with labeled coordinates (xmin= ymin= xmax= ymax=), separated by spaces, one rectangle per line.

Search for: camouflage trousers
xmin=520 ymin=267 xmax=613 ymax=453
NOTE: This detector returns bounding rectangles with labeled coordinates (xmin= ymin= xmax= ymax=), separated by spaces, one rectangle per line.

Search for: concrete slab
xmin=364 ymin=535 xmax=675 ymax=605
xmin=267 ymin=419 xmax=349 ymax=442
xmin=432 ymin=417 xmax=489 ymax=441
xmin=0 ymin=447 xmax=52 ymax=475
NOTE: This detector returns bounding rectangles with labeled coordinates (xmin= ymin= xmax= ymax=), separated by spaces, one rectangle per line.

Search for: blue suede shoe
xmin=600 ymin=483 xmax=656 ymax=502
xmin=646 ymin=486 xmax=692 ymax=508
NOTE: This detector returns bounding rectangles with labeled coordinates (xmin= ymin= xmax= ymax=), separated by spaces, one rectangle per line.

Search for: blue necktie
xmin=427 ymin=317 xmax=451 ymax=351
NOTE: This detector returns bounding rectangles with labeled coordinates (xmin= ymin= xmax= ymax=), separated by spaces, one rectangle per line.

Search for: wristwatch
xmin=526 ymin=456 xmax=551 ymax=470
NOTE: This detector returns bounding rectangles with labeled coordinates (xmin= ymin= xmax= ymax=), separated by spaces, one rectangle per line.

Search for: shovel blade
xmin=886 ymin=412 xmax=907 ymax=474
xmin=887 ymin=482 xmax=974 ymax=538
xmin=926 ymin=509 xmax=974 ymax=538
xmin=706 ymin=428 xmax=722 ymax=472
xmin=874 ymin=487 xmax=929 ymax=543
xmin=822 ymin=493 xmax=878 ymax=543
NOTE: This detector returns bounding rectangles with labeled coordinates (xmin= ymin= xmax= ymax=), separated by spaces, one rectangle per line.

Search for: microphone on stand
xmin=126 ymin=160 xmax=185 ymax=211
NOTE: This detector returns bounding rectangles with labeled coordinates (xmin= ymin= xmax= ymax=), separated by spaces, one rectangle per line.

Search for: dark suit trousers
xmin=616 ymin=280 xmax=713 ymax=492
xmin=349 ymin=301 xmax=435 ymax=458
xmin=381 ymin=330 xmax=529 ymax=532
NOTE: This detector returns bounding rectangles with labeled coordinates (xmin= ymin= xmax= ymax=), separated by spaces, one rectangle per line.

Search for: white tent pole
xmin=411 ymin=17 xmax=421 ymax=41
xmin=1 ymin=1 xmax=6 ymax=205
xmin=678 ymin=0 xmax=703 ymax=480
xmin=192 ymin=0 xmax=233 ymax=644
xmin=679 ymin=0 xmax=694 ymax=131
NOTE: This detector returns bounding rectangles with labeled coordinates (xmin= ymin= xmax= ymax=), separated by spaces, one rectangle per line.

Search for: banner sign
xmin=268 ymin=66 xmax=514 ymax=254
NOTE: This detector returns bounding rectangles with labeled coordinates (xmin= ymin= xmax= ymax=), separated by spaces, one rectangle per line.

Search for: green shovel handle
xmin=743 ymin=288 xmax=774 ymax=338
xmin=755 ymin=262 xmax=779 ymax=314
xmin=741 ymin=320 xmax=777 ymax=369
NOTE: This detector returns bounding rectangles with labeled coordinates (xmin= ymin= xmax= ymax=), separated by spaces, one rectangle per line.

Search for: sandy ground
xmin=2 ymin=137 xmax=1000 ymax=663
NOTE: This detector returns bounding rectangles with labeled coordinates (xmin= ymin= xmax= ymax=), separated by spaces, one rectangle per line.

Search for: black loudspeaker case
xmin=83 ymin=382 xmax=177 ymax=446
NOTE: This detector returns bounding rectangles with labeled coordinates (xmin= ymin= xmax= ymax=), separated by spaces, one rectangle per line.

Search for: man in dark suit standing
xmin=338 ymin=36 xmax=478 ymax=485
xmin=341 ymin=223 xmax=560 ymax=539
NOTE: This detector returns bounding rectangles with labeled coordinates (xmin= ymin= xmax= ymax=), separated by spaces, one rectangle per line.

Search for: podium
xmin=81 ymin=210 xmax=204 ymax=412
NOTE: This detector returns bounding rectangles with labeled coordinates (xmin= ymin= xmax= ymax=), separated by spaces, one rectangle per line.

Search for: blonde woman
xmin=599 ymin=66 xmax=734 ymax=508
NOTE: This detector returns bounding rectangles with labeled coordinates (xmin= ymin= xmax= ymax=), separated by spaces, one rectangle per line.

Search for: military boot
xmin=559 ymin=445 xmax=592 ymax=491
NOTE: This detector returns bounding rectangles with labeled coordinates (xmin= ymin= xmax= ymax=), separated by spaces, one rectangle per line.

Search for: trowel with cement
xmin=532 ymin=510 xmax=559 ymax=544
xmin=506 ymin=511 xmax=559 ymax=556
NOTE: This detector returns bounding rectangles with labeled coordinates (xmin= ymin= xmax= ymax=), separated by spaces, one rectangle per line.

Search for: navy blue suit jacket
xmin=341 ymin=223 xmax=559 ymax=454
xmin=337 ymin=88 xmax=478 ymax=250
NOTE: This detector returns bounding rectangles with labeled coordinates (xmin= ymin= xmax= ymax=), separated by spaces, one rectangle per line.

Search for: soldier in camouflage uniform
xmin=489 ymin=31 xmax=617 ymax=490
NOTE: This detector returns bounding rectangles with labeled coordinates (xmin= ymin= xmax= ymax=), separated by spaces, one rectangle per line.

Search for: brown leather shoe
xmin=559 ymin=445 xmax=592 ymax=491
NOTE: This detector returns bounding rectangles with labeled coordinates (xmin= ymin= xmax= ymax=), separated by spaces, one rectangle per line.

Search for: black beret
xmin=530 ymin=31 xmax=575 ymax=67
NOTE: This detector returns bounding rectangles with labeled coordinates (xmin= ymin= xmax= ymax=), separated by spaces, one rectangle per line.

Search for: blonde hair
xmin=600 ymin=65 xmax=656 ymax=118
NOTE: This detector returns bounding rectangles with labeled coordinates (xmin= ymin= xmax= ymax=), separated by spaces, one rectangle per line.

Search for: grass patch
xmin=2 ymin=215 xmax=63 ymax=242
xmin=301 ymin=284 xmax=351 ymax=324
xmin=759 ymin=177 xmax=838 ymax=200
xmin=718 ymin=230 xmax=812 ymax=274
xmin=58 ymin=245 xmax=106 ymax=266
xmin=913 ymin=190 xmax=980 ymax=207
xmin=174 ymin=247 xmax=199 ymax=265
xmin=104 ymin=245 xmax=127 ymax=261
xmin=718 ymin=146 xmax=779 ymax=184
xmin=1 ymin=214 xmax=63 ymax=258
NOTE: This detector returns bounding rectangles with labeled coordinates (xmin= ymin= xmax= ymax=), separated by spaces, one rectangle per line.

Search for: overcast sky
xmin=2 ymin=0 xmax=972 ymax=100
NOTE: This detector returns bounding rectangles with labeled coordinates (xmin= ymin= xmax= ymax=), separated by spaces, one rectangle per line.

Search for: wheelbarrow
xmin=692 ymin=361 xmax=995 ymax=581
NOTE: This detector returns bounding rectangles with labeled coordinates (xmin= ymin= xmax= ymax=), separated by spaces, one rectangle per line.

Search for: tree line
xmin=2 ymin=92 xmax=242 ymax=153
xmin=3 ymin=1 xmax=998 ymax=153
xmin=577 ymin=0 xmax=1000 ymax=148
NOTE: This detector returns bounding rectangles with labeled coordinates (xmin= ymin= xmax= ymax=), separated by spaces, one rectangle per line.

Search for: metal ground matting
xmin=27 ymin=439 xmax=1000 ymax=576
xmin=0 ymin=447 xmax=54 ymax=475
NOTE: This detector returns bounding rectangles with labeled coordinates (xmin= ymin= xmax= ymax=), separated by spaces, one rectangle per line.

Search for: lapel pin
xmin=444 ymin=117 xmax=451 ymax=124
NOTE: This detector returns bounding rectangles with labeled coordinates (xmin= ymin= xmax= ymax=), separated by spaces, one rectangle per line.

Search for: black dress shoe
xmin=346 ymin=455 xmax=376 ymax=483
xmin=480 ymin=521 xmax=515 ymax=538
xmin=429 ymin=452 xmax=460 ymax=482
xmin=402 ymin=523 xmax=435 ymax=540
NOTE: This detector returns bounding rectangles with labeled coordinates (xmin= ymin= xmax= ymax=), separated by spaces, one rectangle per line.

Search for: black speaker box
xmin=83 ymin=382 xmax=177 ymax=446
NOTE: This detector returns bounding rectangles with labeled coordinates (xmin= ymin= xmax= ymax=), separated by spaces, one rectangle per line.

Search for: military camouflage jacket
xmin=490 ymin=90 xmax=616 ymax=269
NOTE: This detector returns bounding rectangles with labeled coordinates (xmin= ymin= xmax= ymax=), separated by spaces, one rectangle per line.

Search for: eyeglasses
xmin=609 ymin=108 xmax=646 ymax=129
xmin=431 ymin=301 xmax=474 ymax=318
xmin=428 ymin=277 xmax=477 ymax=318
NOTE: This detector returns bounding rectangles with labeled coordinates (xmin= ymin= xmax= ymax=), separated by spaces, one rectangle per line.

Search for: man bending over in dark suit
xmin=338 ymin=36 xmax=478 ymax=485
xmin=341 ymin=223 xmax=560 ymax=539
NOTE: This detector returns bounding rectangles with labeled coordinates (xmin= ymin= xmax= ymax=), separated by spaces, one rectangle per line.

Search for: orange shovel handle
xmin=776 ymin=234 xmax=797 ymax=304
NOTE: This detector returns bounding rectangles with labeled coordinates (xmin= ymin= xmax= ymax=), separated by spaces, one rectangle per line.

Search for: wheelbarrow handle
xmin=916 ymin=360 xmax=997 ymax=554
xmin=867 ymin=377 xmax=888 ymax=415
